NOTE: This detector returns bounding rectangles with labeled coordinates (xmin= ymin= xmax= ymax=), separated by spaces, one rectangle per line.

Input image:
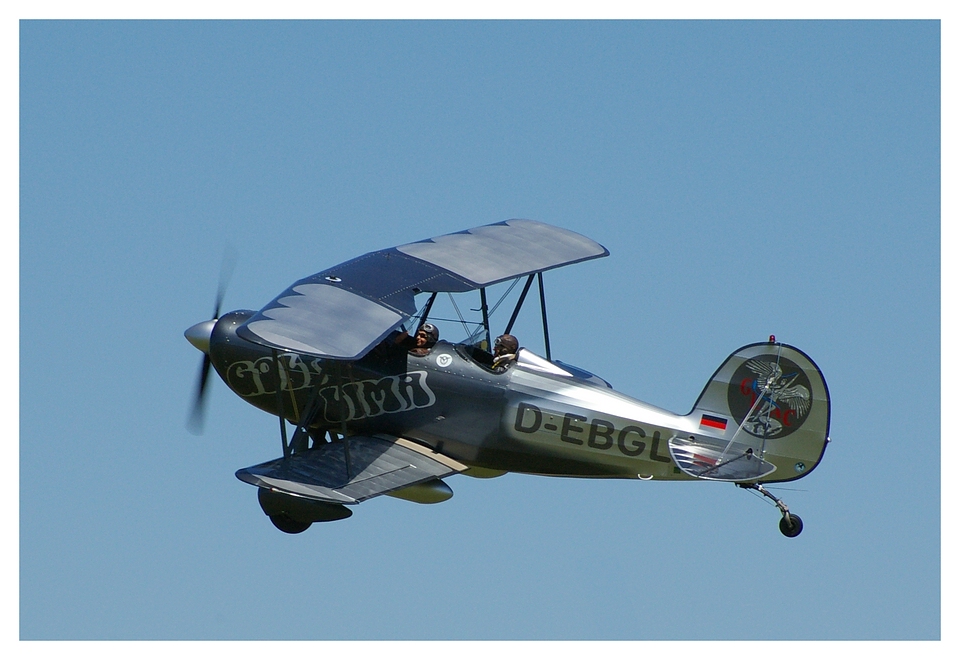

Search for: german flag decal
xmin=700 ymin=414 xmax=728 ymax=431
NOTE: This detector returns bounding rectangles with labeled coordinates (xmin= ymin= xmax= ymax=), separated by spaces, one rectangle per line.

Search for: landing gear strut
xmin=739 ymin=482 xmax=803 ymax=538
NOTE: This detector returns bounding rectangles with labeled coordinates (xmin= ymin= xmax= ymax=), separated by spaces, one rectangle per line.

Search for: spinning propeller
xmin=185 ymin=249 xmax=235 ymax=434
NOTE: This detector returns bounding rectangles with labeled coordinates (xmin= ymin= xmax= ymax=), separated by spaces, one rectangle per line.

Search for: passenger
xmin=395 ymin=323 xmax=439 ymax=356
xmin=491 ymin=333 xmax=519 ymax=371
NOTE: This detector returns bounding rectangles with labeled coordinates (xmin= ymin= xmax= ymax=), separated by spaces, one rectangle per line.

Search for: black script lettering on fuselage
xmin=513 ymin=402 xmax=672 ymax=463
xmin=227 ymin=353 xmax=327 ymax=398
xmin=318 ymin=371 xmax=436 ymax=422
xmin=226 ymin=355 xmax=436 ymax=423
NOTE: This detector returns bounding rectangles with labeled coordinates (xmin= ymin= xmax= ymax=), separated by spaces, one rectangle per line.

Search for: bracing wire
xmin=744 ymin=487 xmax=780 ymax=509
xmin=485 ymin=277 xmax=521 ymax=318
xmin=447 ymin=292 xmax=472 ymax=338
xmin=759 ymin=342 xmax=786 ymax=459
xmin=426 ymin=279 xmax=524 ymax=344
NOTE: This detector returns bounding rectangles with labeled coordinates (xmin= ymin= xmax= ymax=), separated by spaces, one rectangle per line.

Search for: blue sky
xmin=18 ymin=19 xmax=942 ymax=641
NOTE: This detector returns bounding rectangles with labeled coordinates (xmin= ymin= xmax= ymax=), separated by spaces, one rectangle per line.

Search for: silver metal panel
xmin=236 ymin=435 xmax=466 ymax=505
xmin=396 ymin=219 xmax=608 ymax=287
xmin=242 ymin=283 xmax=402 ymax=359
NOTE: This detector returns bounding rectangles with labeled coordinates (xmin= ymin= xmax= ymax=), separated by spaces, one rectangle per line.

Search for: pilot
xmin=491 ymin=333 xmax=519 ymax=371
xmin=395 ymin=323 xmax=440 ymax=356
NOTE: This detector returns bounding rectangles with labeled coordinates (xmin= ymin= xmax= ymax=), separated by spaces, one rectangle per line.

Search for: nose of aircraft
xmin=185 ymin=319 xmax=217 ymax=354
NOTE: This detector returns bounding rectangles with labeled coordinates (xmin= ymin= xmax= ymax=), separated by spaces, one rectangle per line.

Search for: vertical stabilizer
xmin=684 ymin=341 xmax=830 ymax=482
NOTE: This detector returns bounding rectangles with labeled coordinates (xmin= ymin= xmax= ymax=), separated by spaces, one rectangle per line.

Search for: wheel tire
xmin=779 ymin=513 xmax=803 ymax=538
xmin=269 ymin=514 xmax=312 ymax=534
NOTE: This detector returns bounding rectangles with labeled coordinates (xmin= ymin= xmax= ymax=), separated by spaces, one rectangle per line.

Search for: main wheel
xmin=269 ymin=514 xmax=312 ymax=534
xmin=779 ymin=513 xmax=803 ymax=538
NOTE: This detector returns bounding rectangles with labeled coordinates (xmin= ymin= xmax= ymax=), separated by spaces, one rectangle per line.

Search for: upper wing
xmin=394 ymin=219 xmax=608 ymax=288
xmin=235 ymin=435 xmax=468 ymax=505
xmin=236 ymin=219 xmax=608 ymax=359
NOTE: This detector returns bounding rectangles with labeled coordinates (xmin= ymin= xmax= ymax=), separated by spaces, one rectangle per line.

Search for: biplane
xmin=185 ymin=219 xmax=830 ymax=537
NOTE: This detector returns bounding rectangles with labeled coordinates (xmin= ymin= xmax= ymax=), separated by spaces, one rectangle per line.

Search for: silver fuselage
xmin=210 ymin=311 xmax=821 ymax=483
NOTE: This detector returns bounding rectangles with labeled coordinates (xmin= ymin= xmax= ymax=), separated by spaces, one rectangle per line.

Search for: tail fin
xmin=684 ymin=341 xmax=831 ymax=483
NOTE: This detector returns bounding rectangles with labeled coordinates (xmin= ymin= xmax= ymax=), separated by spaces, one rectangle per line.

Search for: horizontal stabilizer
xmin=668 ymin=434 xmax=777 ymax=482
xmin=236 ymin=435 xmax=467 ymax=505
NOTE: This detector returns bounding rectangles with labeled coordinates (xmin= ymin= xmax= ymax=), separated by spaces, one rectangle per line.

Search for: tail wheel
xmin=269 ymin=514 xmax=312 ymax=534
xmin=779 ymin=513 xmax=803 ymax=538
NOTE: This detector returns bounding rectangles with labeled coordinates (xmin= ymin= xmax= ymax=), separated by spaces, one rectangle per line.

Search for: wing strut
xmin=416 ymin=291 xmax=439 ymax=327
xmin=289 ymin=378 xmax=324 ymax=454
xmin=495 ymin=272 xmax=552 ymax=358
xmin=271 ymin=348 xmax=291 ymax=459
xmin=271 ymin=348 xmax=327 ymax=458
xmin=538 ymin=272 xmax=552 ymax=361
xmin=504 ymin=274 xmax=535 ymax=336
xmin=479 ymin=288 xmax=492 ymax=354
xmin=336 ymin=361 xmax=353 ymax=479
